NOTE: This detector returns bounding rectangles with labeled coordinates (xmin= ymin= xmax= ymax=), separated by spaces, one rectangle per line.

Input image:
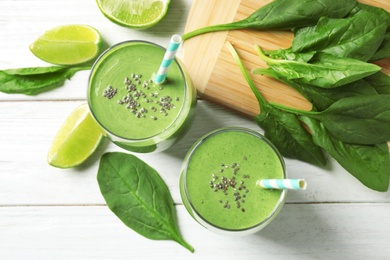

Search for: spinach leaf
xmin=292 ymin=9 xmax=388 ymax=61
xmin=253 ymin=46 xmax=381 ymax=88
xmin=272 ymin=95 xmax=390 ymax=145
xmin=0 ymin=65 xmax=89 ymax=95
xmin=300 ymin=116 xmax=390 ymax=192
xmin=182 ymin=0 xmax=357 ymax=40
xmin=348 ymin=3 xmax=390 ymax=23
xmin=255 ymin=105 xmax=326 ymax=166
xmin=227 ymin=42 xmax=326 ymax=166
xmin=293 ymin=80 xmax=378 ymax=111
xmin=348 ymin=4 xmax=390 ymax=61
xmin=97 ymin=152 xmax=194 ymax=252
xmin=370 ymin=32 xmax=390 ymax=61
xmin=255 ymin=67 xmax=378 ymax=110
xmin=263 ymin=49 xmax=316 ymax=63
xmin=364 ymin=72 xmax=390 ymax=95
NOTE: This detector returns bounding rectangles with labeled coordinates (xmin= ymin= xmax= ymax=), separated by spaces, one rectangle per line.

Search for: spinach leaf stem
xmin=226 ymin=42 xmax=267 ymax=107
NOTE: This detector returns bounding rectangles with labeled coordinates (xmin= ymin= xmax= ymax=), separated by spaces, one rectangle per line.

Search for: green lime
xmin=30 ymin=24 xmax=102 ymax=65
xmin=96 ymin=0 xmax=170 ymax=29
xmin=48 ymin=103 xmax=104 ymax=168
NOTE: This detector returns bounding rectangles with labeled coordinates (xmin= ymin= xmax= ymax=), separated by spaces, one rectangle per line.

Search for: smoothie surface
xmin=185 ymin=130 xmax=285 ymax=230
xmin=89 ymin=41 xmax=186 ymax=139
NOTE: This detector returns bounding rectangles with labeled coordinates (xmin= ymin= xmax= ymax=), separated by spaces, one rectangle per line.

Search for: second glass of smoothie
xmin=180 ymin=127 xmax=287 ymax=236
xmin=88 ymin=40 xmax=197 ymax=153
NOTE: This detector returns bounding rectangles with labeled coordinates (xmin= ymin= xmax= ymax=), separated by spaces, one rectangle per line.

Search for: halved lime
xmin=48 ymin=103 xmax=104 ymax=168
xmin=30 ymin=24 xmax=102 ymax=65
xmin=96 ymin=0 xmax=170 ymax=29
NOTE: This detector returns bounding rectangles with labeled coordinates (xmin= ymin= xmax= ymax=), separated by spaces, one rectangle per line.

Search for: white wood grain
xmin=1 ymin=0 xmax=390 ymax=259
xmin=1 ymin=205 xmax=389 ymax=259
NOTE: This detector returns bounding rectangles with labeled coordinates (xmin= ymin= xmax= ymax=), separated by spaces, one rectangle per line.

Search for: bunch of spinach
xmin=182 ymin=0 xmax=358 ymax=40
xmin=97 ymin=152 xmax=194 ymax=252
xmin=226 ymin=43 xmax=327 ymax=167
xmin=0 ymin=65 xmax=90 ymax=95
xmin=227 ymin=42 xmax=390 ymax=192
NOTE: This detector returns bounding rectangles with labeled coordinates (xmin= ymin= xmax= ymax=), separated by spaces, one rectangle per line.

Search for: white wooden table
xmin=1 ymin=1 xmax=389 ymax=259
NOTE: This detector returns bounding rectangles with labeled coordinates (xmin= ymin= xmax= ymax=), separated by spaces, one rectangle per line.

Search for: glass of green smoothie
xmin=88 ymin=40 xmax=197 ymax=153
xmin=180 ymin=127 xmax=287 ymax=236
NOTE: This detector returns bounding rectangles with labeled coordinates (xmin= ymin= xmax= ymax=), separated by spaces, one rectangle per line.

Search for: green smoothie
xmin=88 ymin=41 xmax=196 ymax=152
xmin=180 ymin=127 xmax=286 ymax=234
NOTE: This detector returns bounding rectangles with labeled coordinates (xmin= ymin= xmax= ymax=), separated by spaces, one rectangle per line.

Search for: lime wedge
xmin=96 ymin=0 xmax=170 ymax=29
xmin=48 ymin=103 xmax=104 ymax=168
xmin=30 ymin=24 xmax=102 ymax=65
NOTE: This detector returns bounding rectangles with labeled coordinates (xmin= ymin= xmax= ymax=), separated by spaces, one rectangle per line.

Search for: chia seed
xmin=103 ymin=85 xmax=117 ymax=99
xmin=124 ymin=77 xmax=131 ymax=85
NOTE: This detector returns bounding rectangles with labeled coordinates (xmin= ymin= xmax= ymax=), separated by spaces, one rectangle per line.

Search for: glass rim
xmin=181 ymin=126 xmax=287 ymax=233
xmin=87 ymin=40 xmax=189 ymax=142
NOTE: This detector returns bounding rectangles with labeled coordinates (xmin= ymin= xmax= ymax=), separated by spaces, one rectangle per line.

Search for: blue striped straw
xmin=256 ymin=179 xmax=307 ymax=190
xmin=154 ymin=34 xmax=182 ymax=84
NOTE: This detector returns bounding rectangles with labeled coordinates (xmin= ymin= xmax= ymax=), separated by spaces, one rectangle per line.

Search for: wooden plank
xmin=0 ymin=204 xmax=389 ymax=259
xmin=182 ymin=0 xmax=390 ymax=117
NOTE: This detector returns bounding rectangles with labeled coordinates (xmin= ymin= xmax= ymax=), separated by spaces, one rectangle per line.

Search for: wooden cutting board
xmin=182 ymin=0 xmax=390 ymax=117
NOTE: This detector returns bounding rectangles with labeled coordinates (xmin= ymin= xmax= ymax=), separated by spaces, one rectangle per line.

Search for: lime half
xmin=96 ymin=0 xmax=170 ymax=29
xmin=48 ymin=103 xmax=104 ymax=168
xmin=30 ymin=24 xmax=102 ymax=65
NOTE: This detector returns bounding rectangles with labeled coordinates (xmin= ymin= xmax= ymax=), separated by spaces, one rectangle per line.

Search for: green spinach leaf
xmin=272 ymin=95 xmax=390 ymax=145
xmin=292 ymin=9 xmax=388 ymax=61
xmin=364 ymin=72 xmax=390 ymax=95
xmin=348 ymin=3 xmax=390 ymax=23
xmin=182 ymin=0 xmax=357 ymax=40
xmin=370 ymin=32 xmax=390 ymax=61
xmin=253 ymin=46 xmax=381 ymax=89
xmin=255 ymin=67 xmax=378 ymax=111
xmin=300 ymin=116 xmax=390 ymax=192
xmin=349 ymin=4 xmax=390 ymax=61
xmin=255 ymin=105 xmax=326 ymax=166
xmin=263 ymin=49 xmax=316 ymax=63
xmin=0 ymin=65 xmax=89 ymax=95
xmin=97 ymin=152 xmax=194 ymax=252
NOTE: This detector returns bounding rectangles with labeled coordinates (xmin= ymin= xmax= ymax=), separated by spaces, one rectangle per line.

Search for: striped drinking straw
xmin=154 ymin=34 xmax=182 ymax=84
xmin=256 ymin=179 xmax=307 ymax=190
